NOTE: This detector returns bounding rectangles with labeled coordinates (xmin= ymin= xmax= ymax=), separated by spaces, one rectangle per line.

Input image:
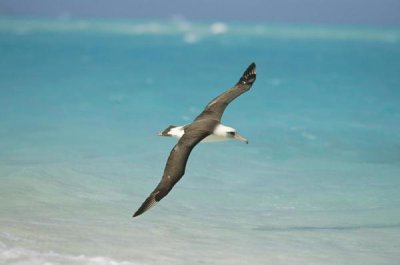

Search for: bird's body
xmin=160 ymin=124 xmax=247 ymax=143
xmin=133 ymin=63 xmax=257 ymax=217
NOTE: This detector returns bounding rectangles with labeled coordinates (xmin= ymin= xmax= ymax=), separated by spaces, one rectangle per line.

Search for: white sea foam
xmin=0 ymin=18 xmax=398 ymax=42
xmin=209 ymin=22 xmax=228 ymax=34
xmin=0 ymin=242 xmax=143 ymax=265
xmin=183 ymin=32 xmax=200 ymax=44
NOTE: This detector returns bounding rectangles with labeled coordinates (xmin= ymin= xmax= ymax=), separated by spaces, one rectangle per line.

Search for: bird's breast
xmin=201 ymin=134 xmax=230 ymax=143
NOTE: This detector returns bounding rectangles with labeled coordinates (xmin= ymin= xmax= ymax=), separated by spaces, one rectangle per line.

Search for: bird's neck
xmin=213 ymin=124 xmax=235 ymax=137
xmin=169 ymin=125 xmax=185 ymax=139
xmin=169 ymin=123 xmax=235 ymax=140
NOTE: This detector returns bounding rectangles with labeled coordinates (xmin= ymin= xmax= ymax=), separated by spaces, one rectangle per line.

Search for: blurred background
xmin=1 ymin=0 xmax=400 ymax=25
xmin=1 ymin=1 xmax=400 ymax=265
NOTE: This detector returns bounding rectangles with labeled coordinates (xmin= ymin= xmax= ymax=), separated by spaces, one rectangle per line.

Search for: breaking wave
xmin=0 ymin=17 xmax=399 ymax=42
xmin=0 ymin=241 xmax=143 ymax=265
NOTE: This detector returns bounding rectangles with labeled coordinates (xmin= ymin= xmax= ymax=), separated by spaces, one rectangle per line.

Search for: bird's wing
xmin=194 ymin=62 xmax=256 ymax=122
xmin=133 ymin=123 xmax=213 ymax=217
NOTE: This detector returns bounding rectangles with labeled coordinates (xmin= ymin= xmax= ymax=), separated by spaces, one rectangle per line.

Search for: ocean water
xmin=0 ymin=17 xmax=400 ymax=264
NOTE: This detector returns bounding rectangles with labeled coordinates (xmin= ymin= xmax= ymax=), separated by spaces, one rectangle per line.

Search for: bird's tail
xmin=237 ymin=62 xmax=256 ymax=85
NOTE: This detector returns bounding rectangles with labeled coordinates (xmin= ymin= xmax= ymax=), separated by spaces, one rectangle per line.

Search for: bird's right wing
xmin=133 ymin=127 xmax=211 ymax=217
xmin=194 ymin=63 xmax=256 ymax=122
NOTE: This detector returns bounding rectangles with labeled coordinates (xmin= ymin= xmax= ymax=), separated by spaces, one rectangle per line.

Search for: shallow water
xmin=1 ymin=18 xmax=400 ymax=264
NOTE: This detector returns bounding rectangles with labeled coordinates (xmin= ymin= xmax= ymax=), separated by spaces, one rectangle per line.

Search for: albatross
xmin=133 ymin=62 xmax=257 ymax=217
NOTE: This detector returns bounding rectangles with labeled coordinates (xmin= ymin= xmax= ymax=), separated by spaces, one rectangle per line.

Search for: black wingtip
xmin=133 ymin=209 xmax=142 ymax=217
xmin=132 ymin=192 xmax=160 ymax=218
xmin=238 ymin=62 xmax=256 ymax=85
xmin=132 ymin=207 xmax=146 ymax=218
xmin=132 ymin=212 xmax=141 ymax=218
xmin=132 ymin=207 xmax=143 ymax=218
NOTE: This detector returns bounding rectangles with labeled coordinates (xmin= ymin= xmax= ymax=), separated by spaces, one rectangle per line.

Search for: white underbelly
xmin=201 ymin=134 xmax=229 ymax=143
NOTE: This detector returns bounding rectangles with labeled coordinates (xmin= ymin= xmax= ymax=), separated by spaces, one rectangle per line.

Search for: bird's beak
xmin=234 ymin=133 xmax=248 ymax=144
xmin=157 ymin=131 xmax=163 ymax=136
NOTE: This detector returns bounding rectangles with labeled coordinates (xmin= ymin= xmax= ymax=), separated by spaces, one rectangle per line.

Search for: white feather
xmin=168 ymin=126 xmax=185 ymax=139
xmin=166 ymin=124 xmax=236 ymax=143
xmin=213 ymin=124 xmax=235 ymax=136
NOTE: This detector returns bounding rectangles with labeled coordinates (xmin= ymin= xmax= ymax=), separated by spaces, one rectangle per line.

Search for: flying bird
xmin=133 ymin=63 xmax=256 ymax=217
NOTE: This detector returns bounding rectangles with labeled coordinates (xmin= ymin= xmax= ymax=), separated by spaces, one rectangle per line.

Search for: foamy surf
xmin=0 ymin=18 xmax=398 ymax=42
xmin=0 ymin=242 xmax=143 ymax=265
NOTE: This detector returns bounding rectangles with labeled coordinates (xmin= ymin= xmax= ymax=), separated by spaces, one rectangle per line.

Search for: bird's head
xmin=158 ymin=125 xmax=176 ymax=137
xmin=158 ymin=125 xmax=184 ymax=139
xmin=227 ymin=131 xmax=248 ymax=144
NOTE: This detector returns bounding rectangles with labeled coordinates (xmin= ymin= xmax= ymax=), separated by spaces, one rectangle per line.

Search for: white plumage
xmin=163 ymin=124 xmax=247 ymax=143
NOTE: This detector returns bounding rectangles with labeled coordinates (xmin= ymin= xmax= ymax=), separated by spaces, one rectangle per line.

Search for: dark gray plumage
xmin=133 ymin=63 xmax=256 ymax=217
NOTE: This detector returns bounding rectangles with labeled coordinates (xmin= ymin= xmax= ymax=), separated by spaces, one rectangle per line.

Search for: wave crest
xmin=0 ymin=242 xmax=143 ymax=265
xmin=0 ymin=18 xmax=398 ymax=43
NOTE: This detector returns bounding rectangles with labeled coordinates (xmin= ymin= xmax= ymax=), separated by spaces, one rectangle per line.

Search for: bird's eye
xmin=227 ymin=131 xmax=235 ymax=136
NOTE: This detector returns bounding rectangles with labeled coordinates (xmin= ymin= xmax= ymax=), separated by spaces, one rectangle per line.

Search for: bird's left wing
xmin=133 ymin=124 xmax=212 ymax=217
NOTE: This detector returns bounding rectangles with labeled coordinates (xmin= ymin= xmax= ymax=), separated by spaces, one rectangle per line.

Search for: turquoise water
xmin=1 ymin=18 xmax=400 ymax=264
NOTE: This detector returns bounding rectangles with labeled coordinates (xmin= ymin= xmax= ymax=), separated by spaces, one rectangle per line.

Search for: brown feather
xmin=195 ymin=63 xmax=256 ymax=122
xmin=133 ymin=63 xmax=256 ymax=217
xmin=133 ymin=120 xmax=218 ymax=217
